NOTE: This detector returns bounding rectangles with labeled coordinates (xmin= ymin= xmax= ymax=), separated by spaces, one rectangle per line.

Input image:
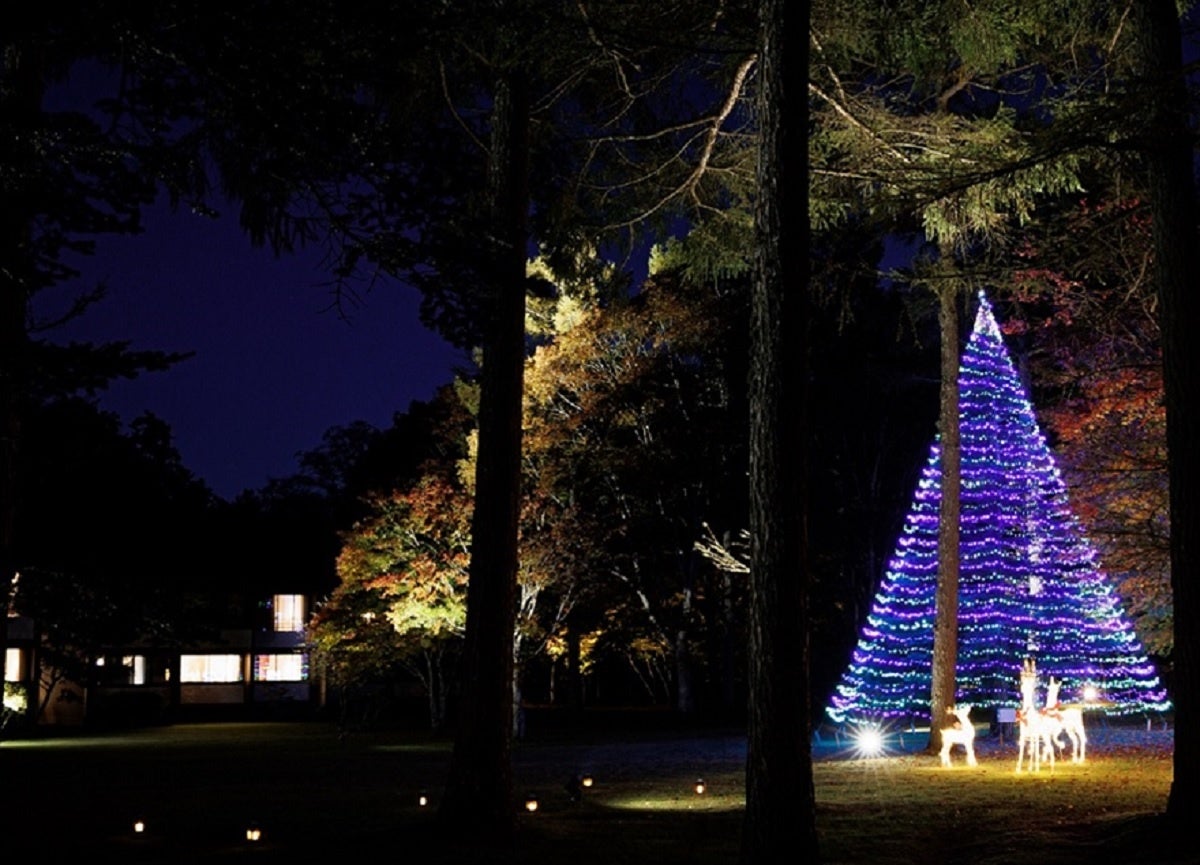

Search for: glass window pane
xmin=254 ymin=653 xmax=308 ymax=682
xmin=180 ymin=654 xmax=243 ymax=683
xmin=4 ymin=648 xmax=21 ymax=682
xmin=272 ymin=595 xmax=306 ymax=632
xmin=122 ymin=655 xmax=147 ymax=686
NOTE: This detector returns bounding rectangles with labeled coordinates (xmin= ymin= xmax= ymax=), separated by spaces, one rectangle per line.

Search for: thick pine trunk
xmin=928 ymin=283 xmax=961 ymax=751
xmin=1135 ymin=0 xmax=1200 ymax=823
xmin=0 ymin=41 xmax=43 ymax=717
xmin=437 ymin=66 xmax=529 ymax=843
xmin=742 ymin=0 xmax=818 ymax=860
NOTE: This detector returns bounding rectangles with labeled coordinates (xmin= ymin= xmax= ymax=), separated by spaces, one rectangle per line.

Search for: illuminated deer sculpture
xmin=939 ymin=704 xmax=978 ymax=767
xmin=1016 ymin=658 xmax=1056 ymax=773
xmin=1044 ymin=676 xmax=1087 ymax=763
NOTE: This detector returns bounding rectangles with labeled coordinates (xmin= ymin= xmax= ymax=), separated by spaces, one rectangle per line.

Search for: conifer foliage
xmin=828 ymin=293 xmax=1169 ymax=725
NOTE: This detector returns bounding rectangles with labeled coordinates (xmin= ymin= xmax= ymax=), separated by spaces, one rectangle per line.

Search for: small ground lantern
xmin=581 ymin=774 xmax=594 ymax=788
xmin=418 ymin=791 xmax=429 ymax=807
xmin=524 ymin=794 xmax=539 ymax=813
xmin=694 ymin=779 xmax=706 ymax=795
xmin=133 ymin=818 xmax=146 ymax=834
xmin=245 ymin=823 xmax=263 ymax=842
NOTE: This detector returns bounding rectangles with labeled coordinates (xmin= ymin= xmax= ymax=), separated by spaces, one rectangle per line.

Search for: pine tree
xmin=827 ymin=292 xmax=1169 ymax=726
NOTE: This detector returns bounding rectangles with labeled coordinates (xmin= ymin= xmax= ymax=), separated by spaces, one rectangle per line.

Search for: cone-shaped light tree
xmin=828 ymin=292 xmax=1170 ymax=725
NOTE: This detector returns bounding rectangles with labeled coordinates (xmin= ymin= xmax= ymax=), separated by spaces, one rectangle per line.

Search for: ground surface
xmin=0 ymin=717 xmax=1193 ymax=863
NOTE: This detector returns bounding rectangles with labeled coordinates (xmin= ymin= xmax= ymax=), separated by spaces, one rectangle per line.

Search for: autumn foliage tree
xmin=1003 ymin=198 xmax=1170 ymax=657
xmin=314 ymin=262 xmax=748 ymax=726
xmin=316 ymin=474 xmax=473 ymax=732
xmin=521 ymin=270 xmax=746 ymax=713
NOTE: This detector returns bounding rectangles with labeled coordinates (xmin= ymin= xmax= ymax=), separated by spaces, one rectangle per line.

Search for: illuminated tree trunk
xmin=1135 ymin=0 xmax=1200 ymax=824
xmin=928 ymin=282 xmax=961 ymax=752
xmin=437 ymin=66 xmax=529 ymax=843
xmin=742 ymin=0 xmax=818 ymax=860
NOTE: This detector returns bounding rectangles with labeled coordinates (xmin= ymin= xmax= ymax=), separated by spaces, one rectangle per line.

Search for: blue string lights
xmin=827 ymin=292 xmax=1170 ymax=725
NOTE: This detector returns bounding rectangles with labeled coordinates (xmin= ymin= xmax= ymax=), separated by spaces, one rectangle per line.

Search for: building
xmin=3 ymin=593 xmax=316 ymax=729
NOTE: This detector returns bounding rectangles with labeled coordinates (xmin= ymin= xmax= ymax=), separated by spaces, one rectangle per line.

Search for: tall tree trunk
xmin=721 ymin=564 xmax=737 ymax=719
xmin=1135 ymin=0 xmax=1200 ymax=824
xmin=928 ymin=281 xmax=961 ymax=751
xmin=512 ymin=634 xmax=525 ymax=740
xmin=0 ymin=39 xmax=43 ymax=723
xmin=742 ymin=0 xmax=818 ymax=861
xmin=676 ymin=558 xmax=695 ymax=715
xmin=566 ymin=623 xmax=583 ymax=715
xmin=437 ymin=65 xmax=529 ymax=844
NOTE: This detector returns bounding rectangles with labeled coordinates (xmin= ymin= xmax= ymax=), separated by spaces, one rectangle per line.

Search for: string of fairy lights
xmin=826 ymin=292 xmax=1170 ymax=725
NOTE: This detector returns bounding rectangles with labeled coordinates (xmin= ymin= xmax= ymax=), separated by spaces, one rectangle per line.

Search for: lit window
xmin=272 ymin=595 xmax=306 ymax=632
xmin=4 ymin=648 xmax=22 ymax=682
xmin=122 ymin=655 xmax=147 ymax=685
xmin=254 ymin=653 xmax=308 ymax=682
xmin=95 ymin=654 xmax=149 ymax=685
xmin=180 ymin=654 xmax=243 ymax=683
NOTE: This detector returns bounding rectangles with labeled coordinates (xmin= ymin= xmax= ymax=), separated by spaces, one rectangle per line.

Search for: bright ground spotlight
xmin=852 ymin=725 xmax=886 ymax=758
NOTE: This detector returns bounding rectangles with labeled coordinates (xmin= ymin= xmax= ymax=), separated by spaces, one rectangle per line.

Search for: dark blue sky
xmin=36 ymin=197 xmax=466 ymax=501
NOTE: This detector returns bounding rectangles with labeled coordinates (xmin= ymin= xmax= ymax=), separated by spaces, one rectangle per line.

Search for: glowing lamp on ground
xmin=418 ymin=791 xmax=429 ymax=807
xmin=133 ymin=818 xmax=146 ymax=834
xmin=694 ymin=779 xmax=706 ymax=795
xmin=245 ymin=824 xmax=263 ymax=842
xmin=524 ymin=795 xmax=539 ymax=813
xmin=581 ymin=774 xmax=594 ymax=788
xmin=855 ymin=726 xmax=885 ymax=758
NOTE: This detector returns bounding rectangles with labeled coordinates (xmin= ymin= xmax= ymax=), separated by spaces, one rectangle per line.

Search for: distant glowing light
xmin=581 ymin=775 xmax=594 ymax=788
xmin=133 ymin=819 xmax=146 ymax=834
xmin=524 ymin=795 xmax=539 ymax=813
xmin=1083 ymin=685 xmax=1099 ymax=702
xmin=694 ymin=779 xmax=706 ymax=795
xmin=245 ymin=825 xmax=262 ymax=842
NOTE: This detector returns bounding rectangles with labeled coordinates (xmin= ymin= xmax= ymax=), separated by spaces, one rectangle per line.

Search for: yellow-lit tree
xmin=310 ymin=473 xmax=471 ymax=731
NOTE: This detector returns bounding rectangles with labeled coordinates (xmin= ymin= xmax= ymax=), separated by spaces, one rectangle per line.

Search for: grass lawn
xmin=0 ymin=719 xmax=1189 ymax=863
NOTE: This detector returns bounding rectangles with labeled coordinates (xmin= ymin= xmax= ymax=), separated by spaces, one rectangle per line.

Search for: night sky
xmin=34 ymin=196 xmax=467 ymax=501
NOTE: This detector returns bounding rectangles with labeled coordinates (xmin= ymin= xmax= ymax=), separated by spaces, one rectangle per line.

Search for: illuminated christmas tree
xmin=827 ymin=292 xmax=1170 ymax=725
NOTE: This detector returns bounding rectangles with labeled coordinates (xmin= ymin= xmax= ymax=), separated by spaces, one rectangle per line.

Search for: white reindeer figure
xmin=1016 ymin=658 xmax=1056 ymax=773
xmin=1044 ymin=677 xmax=1087 ymax=763
xmin=939 ymin=704 xmax=978 ymax=767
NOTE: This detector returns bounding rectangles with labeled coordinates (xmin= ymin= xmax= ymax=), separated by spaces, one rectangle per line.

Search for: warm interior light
xmin=524 ymin=796 xmax=539 ymax=813
xmin=133 ymin=819 xmax=145 ymax=834
xmin=245 ymin=826 xmax=262 ymax=842
xmin=694 ymin=780 xmax=706 ymax=795
xmin=581 ymin=775 xmax=594 ymax=788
